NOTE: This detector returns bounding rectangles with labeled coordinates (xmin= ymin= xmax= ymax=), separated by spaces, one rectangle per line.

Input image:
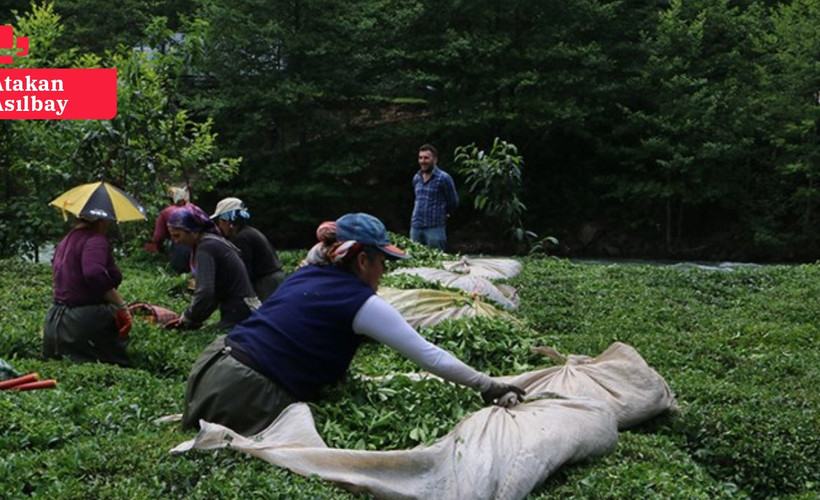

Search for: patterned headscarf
xmin=217 ymin=208 xmax=251 ymax=223
xmin=327 ymin=240 xmax=363 ymax=264
xmin=303 ymin=221 xmax=362 ymax=267
xmin=316 ymin=221 xmax=336 ymax=242
xmin=167 ymin=205 xmax=219 ymax=235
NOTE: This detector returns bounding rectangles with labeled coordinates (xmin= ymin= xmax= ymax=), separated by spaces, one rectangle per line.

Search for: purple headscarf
xmin=167 ymin=205 xmax=219 ymax=235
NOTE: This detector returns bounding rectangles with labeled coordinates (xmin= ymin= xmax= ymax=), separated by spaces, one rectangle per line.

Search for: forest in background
xmin=2 ymin=0 xmax=820 ymax=261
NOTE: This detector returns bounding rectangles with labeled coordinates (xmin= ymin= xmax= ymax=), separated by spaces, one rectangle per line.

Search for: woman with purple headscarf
xmin=165 ymin=205 xmax=260 ymax=329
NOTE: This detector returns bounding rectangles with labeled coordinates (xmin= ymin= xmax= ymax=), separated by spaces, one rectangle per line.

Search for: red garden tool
xmin=0 ymin=373 xmax=58 ymax=391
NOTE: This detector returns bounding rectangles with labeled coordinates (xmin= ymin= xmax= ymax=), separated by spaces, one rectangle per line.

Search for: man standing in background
xmin=410 ymin=144 xmax=459 ymax=251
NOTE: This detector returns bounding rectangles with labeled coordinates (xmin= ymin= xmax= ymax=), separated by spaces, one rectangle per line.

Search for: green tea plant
xmin=454 ymin=137 xmax=537 ymax=249
xmin=1 ymin=255 xmax=819 ymax=498
xmin=512 ymin=257 xmax=820 ymax=498
xmin=388 ymin=232 xmax=457 ymax=269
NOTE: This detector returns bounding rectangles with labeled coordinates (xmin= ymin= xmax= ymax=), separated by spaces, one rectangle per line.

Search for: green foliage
xmin=312 ymin=376 xmax=479 ymax=450
xmin=538 ymin=432 xmax=741 ymax=499
xmin=597 ymin=0 xmax=771 ymax=252
xmin=0 ymin=3 xmax=80 ymax=259
xmin=512 ymin=257 xmax=820 ymax=497
xmin=753 ymin=0 xmax=820 ymax=252
xmin=6 ymin=0 xmax=820 ymax=259
xmin=420 ymin=317 xmax=538 ymax=375
xmin=0 ymin=5 xmax=240 ymax=257
xmin=49 ymin=0 xmax=197 ymax=55
xmin=387 ymin=232 xmax=456 ymax=268
xmin=3 ymin=254 xmax=819 ymax=498
xmin=0 ymin=258 xmax=53 ymax=358
xmin=7 ymin=1 xmax=820 ymax=258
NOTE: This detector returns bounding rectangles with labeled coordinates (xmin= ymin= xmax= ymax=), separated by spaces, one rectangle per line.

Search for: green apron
xmin=42 ymin=303 xmax=131 ymax=367
xmin=182 ymin=335 xmax=296 ymax=435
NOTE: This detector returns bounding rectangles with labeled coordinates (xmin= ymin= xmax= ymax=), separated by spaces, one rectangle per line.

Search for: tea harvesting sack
xmin=441 ymin=257 xmax=523 ymax=279
xmin=172 ymin=343 xmax=676 ymax=499
xmin=127 ymin=302 xmax=180 ymax=327
xmin=502 ymin=342 xmax=678 ymax=430
xmin=378 ymin=287 xmax=519 ymax=329
xmin=173 ymin=398 xmax=617 ymax=500
xmin=390 ymin=267 xmax=520 ymax=310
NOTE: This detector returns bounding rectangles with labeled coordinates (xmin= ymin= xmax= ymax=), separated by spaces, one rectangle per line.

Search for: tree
xmin=596 ymin=0 xmax=771 ymax=255
xmin=181 ymin=0 xmax=662 ymax=246
xmin=50 ymin=0 xmax=197 ymax=54
xmin=758 ymin=0 xmax=820 ymax=252
xmin=179 ymin=0 xmax=433 ymax=240
xmin=0 ymin=4 xmax=240 ymax=258
xmin=454 ymin=137 xmax=533 ymax=250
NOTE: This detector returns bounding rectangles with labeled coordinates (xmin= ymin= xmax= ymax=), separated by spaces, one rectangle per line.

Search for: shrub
xmin=1 ymin=255 xmax=818 ymax=498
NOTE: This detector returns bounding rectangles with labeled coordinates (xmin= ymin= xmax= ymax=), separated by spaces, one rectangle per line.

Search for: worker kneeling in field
xmin=210 ymin=197 xmax=286 ymax=302
xmin=181 ymin=212 xmax=525 ymax=435
xmin=43 ymin=216 xmax=132 ymax=366
xmin=165 ymin=205 xmax=260 ymax=330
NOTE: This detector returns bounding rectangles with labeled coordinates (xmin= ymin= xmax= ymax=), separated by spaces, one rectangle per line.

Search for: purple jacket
xmin=52 ymin=227 xmax=122 ymax=306
xmin=153 ymin=203 xmax=185 ymax=246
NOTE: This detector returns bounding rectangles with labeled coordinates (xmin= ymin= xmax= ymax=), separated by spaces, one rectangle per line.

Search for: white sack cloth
xmin=442 ymin=257 xmax=523 ymax=279
xmin=171 ymin=343 xmax=676 ymax=499
xmin=377 ymin=287 xmax=519 ymax=328
xmin=503 ymin=342 xmax=678 ymax=429
xmin=171 ymin=398 xmax=617 ymax=500
xmin=389 ymin=267 xmax=520 ymax=310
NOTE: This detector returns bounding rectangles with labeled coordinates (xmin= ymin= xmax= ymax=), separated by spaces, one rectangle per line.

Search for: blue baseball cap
xmin=335 ymin=213 xmax=409 ymax=260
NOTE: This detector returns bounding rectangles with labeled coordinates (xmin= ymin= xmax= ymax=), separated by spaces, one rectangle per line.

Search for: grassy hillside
xmin=1 ymin=245 xmax=818 ymax=498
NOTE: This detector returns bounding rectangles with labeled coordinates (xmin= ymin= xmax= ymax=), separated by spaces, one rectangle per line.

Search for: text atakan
xmin=0 ymin=75 xmax=64 ymax=92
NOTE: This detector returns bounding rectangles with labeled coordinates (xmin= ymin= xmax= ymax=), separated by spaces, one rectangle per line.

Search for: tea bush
xmin=1 ymin=254 xmax=818 ymax=498
xmin=512 ymin=258 xmax=820 ymax=498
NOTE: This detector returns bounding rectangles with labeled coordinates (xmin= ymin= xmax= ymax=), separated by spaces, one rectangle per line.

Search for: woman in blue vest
xmin=181 ymin=212 xmax=525 ymax=435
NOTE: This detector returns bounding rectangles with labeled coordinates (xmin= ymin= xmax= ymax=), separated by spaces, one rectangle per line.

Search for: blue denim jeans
xmin=410 ymin=226 xmax=447 ymax=251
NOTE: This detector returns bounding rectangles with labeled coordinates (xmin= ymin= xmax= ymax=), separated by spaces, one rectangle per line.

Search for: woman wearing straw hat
xmin=43 ymin=216 xmax=133 ymax=366
xmin=181 ymin=212 xmax=525 ymax=435
xmin=210 ymin=197 xmax=285 ymax=301
xmin=165 ymin=205 xmax=260 ymax=329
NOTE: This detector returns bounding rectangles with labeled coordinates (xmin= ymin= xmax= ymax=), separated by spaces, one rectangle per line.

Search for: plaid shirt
xmin=411 ymin=166 xmax=459 ymax=228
